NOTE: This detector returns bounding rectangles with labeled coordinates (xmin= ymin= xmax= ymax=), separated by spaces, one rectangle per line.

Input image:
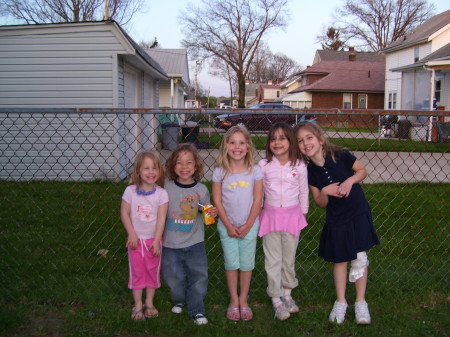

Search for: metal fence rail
xmin=0 ymin=108 xmax=449 ymax=306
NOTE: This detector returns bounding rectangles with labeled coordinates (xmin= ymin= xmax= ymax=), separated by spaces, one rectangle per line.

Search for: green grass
xmin=197 ymin=133 xmax=449 ymax=152
xmin=0 ymin=181 xmax=448 ymax=336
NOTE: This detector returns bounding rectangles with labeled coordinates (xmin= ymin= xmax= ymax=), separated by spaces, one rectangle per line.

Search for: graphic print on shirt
xmin=136 ymin=204 xmax=153 ymax=221
xmin=226 ymin=180 xmax=250 ymax=190
xmin=289 ymin=167 xmax=298 ymax=178
xmin=167 ymin=192 xmax=200 ymax=232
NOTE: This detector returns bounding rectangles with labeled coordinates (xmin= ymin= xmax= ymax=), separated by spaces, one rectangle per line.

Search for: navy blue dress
xmin=308 ymin=150 xmax=379 ymax=263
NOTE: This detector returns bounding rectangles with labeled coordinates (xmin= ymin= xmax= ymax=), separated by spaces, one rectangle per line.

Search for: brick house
xmin=281 ymin=48 xmax=385 ymax=127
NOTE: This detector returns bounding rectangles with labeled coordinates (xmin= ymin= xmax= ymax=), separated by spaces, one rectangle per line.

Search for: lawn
xmin=197 ymin=133 xmax=449 ymax=152
xmin=0 ymin=181 xmax=448 ymax=337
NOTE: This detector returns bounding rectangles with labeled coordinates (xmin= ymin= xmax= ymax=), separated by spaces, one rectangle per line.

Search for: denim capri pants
xmin=217 ymin=222 xmax=260 ymax=271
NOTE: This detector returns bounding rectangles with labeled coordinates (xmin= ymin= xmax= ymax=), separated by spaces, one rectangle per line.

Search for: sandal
xmin=144 ymin=305 xmax=159 ymax=318
xmin=131 ymin=306 xmax=145 ymax=321
xmin=240 ymin=307 xmax=253 ymax=321
xmin=226 ymin=307 xmax=240 ymax=321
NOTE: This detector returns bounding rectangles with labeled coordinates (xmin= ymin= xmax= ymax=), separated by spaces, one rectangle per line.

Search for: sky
xmin=127 ymin=0 xmax=449 ymax=97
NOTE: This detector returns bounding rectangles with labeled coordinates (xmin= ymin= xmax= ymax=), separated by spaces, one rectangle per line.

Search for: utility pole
xmin=195 ymin=61 xmax=200 ymax=108
xmin=103 ymin=0 xmax=110 ymax=20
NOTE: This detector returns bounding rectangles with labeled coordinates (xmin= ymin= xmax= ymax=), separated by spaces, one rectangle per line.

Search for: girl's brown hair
xmin=216 ymin=125 xmax=256 ymax=178
xmin=294 ymin=121 xmax=344 ymax=163
xmin=129 ymin=151 xmax=165 ymax=187
xmin=165 ymin=143 xmax=204 ymax=181
xmin=266 ymin=122 xmax=301 ymax=165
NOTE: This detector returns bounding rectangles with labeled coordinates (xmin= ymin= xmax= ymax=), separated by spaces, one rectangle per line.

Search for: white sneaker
xmin=192 ymin=313 xmax=208 ymax=325
xmin=274 ymin=302 xmax=290 ymax=320
xmin=281 ymin=296 xmax=299 ymax=313
xmin=171 ymin=303 xmax=183 ymax=314
xmin=355 ymin=300 xmax=371 ymax=325
xmin=329 ymin=301 xmax=348 ymax=324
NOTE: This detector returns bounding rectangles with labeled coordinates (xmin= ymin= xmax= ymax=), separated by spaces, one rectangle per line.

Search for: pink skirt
xmin=259 ymin=203 xmax=308 ymax=238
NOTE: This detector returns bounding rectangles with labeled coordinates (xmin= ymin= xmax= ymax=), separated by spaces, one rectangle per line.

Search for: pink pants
xmin=128 ymin=238 xmax=161 ymax=290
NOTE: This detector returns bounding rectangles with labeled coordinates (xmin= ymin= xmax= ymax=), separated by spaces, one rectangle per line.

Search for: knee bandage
xmin=349 ymin=252 xmax=369 ymax=282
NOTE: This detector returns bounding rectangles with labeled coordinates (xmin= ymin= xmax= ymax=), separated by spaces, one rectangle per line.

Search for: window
xmin=435 ymin=79 xmax=441 ymax=106
xmin=414 ymin=47 xmax=419 ymax=62
xmin=302 ymin=76 xmax=307 ymax=86
xmin=358 ymin=94 xmax=367 ymax=109
xmin=343 ymin=93 xmax=352 ymax=109
xmin=277 ymin=91 xmax=280 ymax=98
xmin=388 ymin=92 xmax=397 ymax=109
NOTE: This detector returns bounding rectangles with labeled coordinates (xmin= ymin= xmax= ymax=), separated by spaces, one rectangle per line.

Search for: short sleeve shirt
xmin=307 ymin=150 xmax=369 ymax=221
xmin=163 ymin=180 xmax=211 ymax=249
xmin=122 ymin=185 xmax=169 ymax=239
xmin=212 ymin=166 xmax=263 ymax=227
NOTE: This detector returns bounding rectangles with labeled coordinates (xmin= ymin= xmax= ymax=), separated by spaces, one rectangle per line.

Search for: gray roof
xmin=316 ymin=50 xmax=385 ymax=63
xmin=419 ymin=43 xmax=450 ymax=62
xmin=115 ymin=23 xmax=167 ymax=78
xmin=145 ymin=49 xmax=189 ymax=84
xmin=383 ymin=10 xmax=450 ymax=53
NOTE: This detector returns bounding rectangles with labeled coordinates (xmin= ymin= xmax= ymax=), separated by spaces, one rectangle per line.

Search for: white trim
xmin=428 ymin=23 xmax=450 ymax=41
xmin=343 ymin=93 xmax=352 ymax=109
xmin=112 ymin=54 xmax=119 ymax=107
xmin=425 ymin=60 xmax=450 ymax=67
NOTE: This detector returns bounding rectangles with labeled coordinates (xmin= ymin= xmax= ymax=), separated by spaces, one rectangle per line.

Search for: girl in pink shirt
xmin=121 ymin=151 xmax=169 ymax=321
xmin=258 ymin=122 xmax=309 ymax=321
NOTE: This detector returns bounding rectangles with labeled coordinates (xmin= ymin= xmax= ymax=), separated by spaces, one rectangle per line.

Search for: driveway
xmin=159 ymin=149 xmax=449 ymax=184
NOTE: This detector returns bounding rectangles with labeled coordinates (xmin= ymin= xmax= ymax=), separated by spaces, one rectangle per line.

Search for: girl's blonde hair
xmin=165 ymin=143 xmax=204 ymax=181
xmin=129 ymin=151 xmax=165 ymax=187
xmin=294 ymin=121 xmax=344 ymax=163
xmin=216 ymin=125 xmax=256 ymax=178
xmin=265 ymin=122 xmax=302 ymax=165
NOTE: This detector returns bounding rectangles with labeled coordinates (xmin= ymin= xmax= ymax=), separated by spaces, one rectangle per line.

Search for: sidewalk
xmin=204 ymin=128 xmax=380 ymax=139
xmin=159 ymin=149 xmax=450 ymax=184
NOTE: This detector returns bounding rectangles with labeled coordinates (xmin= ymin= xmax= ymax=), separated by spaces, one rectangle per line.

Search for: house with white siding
xmin=247 ymin=80 xmax=282 ymax=106
xmin=144 ymin=48 xmax=190 ymax=109
xmin=0 ymin=21 xmax=169 ymax=181
xmin=0 ymin=21 xmax=167 ymax=108
xmin=382 ymin=10 xmax=450 ymax=114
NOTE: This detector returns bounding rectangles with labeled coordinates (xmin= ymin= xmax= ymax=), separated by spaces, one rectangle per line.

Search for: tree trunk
xmin=237 ymin=72 xmax=246 ymax=108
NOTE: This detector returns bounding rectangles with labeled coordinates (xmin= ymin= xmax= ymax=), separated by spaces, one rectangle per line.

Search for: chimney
xmin=245 ymin=79 xmax=250 ymax=85
xmin=349 ymin=47 xmax=356 ymax=61
xmin=268 ymin=79 xmax=273 ymax=85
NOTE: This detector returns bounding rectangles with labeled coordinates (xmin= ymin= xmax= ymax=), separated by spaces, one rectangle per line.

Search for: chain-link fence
xmin=0 ymin=108 xmax=448 ymax=306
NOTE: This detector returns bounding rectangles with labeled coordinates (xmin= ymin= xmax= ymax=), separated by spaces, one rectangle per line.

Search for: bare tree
xmin=247 ymin=44 xmax=301 ymax=83
xmin=267 ymin=53 xmax=302 ymax=82
xmin=209 ymin=57 xmax=238 ymax=105
xmin=139 ymin=37 xmax=159 ymax=49
xmin=316 ymin=27 xmax=346 ymax=51
xmin=0 ymin=0 xmax=144 ymax=25
xmin=247 ymin=41 xmax=272 ymax=83
xmin=180 ymin=0 xmax=289 ymax=107
xmin=330 ymin=0 xmax=435 ymax=51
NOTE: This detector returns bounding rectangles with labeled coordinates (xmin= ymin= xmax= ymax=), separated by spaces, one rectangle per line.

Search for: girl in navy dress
xmin=295 ymin=122 xmax=379 ymax=325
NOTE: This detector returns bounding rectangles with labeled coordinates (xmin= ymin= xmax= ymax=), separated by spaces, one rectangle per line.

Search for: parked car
xmin=214 ymin=103 xmax=316 ymax=130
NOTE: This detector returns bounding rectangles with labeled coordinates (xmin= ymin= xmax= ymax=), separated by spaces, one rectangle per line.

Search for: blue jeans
xmin=162 ymin=242 xmax=208 ymax=316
